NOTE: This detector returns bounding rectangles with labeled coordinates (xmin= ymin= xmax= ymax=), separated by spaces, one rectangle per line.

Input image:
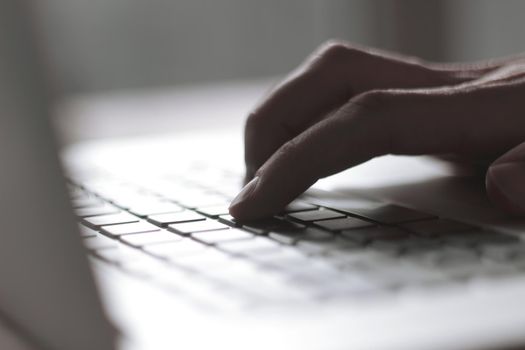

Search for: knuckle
xmin=254 ymin=139 xmax=301 ymax=179
xmin=351 ymin=90 xmax=393 ymax=113
xmin=276 ymin=138 xmax=301 ymax=158
xmin=313 ymin=40 xmax=357 ymax=67
xmin=347 ymin=90 xmax=397 ymax=154
xmin=307 ymin=40 xmax=362 ymax=95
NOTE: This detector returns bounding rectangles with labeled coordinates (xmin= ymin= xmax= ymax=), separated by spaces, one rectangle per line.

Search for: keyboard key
xmin=83 ymin=212 xmax=139 ymax=228
xmin=95 ymin=245 xmax=147 ymax=264
xmin=225 ymin=217 xmax=302 ymax=234
xmin=480 ymin=243 xmax=525 ymax=263
xmin=78 ymin=224 xmax=97 ymax=237
xmin=292 ymin=241 xmax=327 ymax=256
xmin=242 ymin=225 xmax=267 ymax=235
xmin=242 ymin=217 xmax=303 ymax=231
xmin=367 ymin=240 xmax=403 ymax=255
xmin=68 ymin=187 xmax=86 ymax=200
xmin=120 ymin=254 xmax=173 ymax=277
xmin=333 ymin=250 xmax=400 ymax=272
xmin=297 ymin=227 xmax=335 ymax=242
xmin=350 ymin=261 xmax=448 ymax=288
xmin=93 ymin=248 xmax=121 ymax=264
xmin=288 ymin=262 xmax=372 ymax=292
xmin=296 ymin=239 xmax=362 ymax=256
xmin=406 ymin=243 xmax=476 ymax=269
xmin=321 ymin=248 xmax=389 ymax=268
xmin=402 ymin=237 xmax=442 ymax=253
xmin=441 ymin=231 xmax=490 ymax=247
xmin=401 ymin=250 xmax=440 ymax=266
xmin=120 ymin=230 xmax=182 ymax=247
xmin=128 ymin=202 xmax=183 ymax=217
xmin=75 ymin=204 xmax=120 ymax=218
xmin=110 ymin=194 xmax=163 ymax=209
xmin=282 ymin=200 xmax=318 ymax=213
xmin=339 ymin=204 xmax=435 ymax=224
xmin=508 ymin=245 xmax=525 ymax=262
xmin=288 ymin=208 xmax=345 ymax=222
xmin=71 ymin=196 xmax=103 ymax=209
xmin=218 ymin=215 xmax=241 ymax=227
xmin=402 ymin=219 xmax=477 ymax=237
xmin=315 ymin=217 xmax=373 ymax=231
xmin=251 ymin=248 xmax=311 ymax=268
xmin=440 ymin=262 xmax=505 ymax=281
xmin=268 ymin=232 xmax=298 ymax=245
xmin=218 ymin=237 xmax=282 ymax=255
xmin=435 ymin=247 xmax=479 ymax=268
xmin=455 ymin=231 xmax=519 ymax=247
xmin=341 ymin=226 xmax=408 ymax=244
xmin=168 ymin=219 xmax=229 ymax=235
xmin=480 ymin=245 xmax=510 ymax=263
xmin=178 ymin=194 xmax=228 ymax=208
xmin=148 ymin=211 xmax=205 ymax=226
xmin=83 ymin=234 xmax=118 ymax=250
xmin=313 ymin=278 xmax=382 ymax=299
xmin=102 ymin=221 xmax=160 ymax=236
xmin=267 ymin=225 xmax=314 ymax=245
xmin=263 ymin=221 xmax=306 ymax=236
xmin=191 ymin=228 xmax=254 ymax=244
xmin=196 ymin=205 xmax=230 ymax=217
xmin=144 ymin=239 xmax=208 ymax=258
xmin=173 ymin=249 xmax=236 ymax=270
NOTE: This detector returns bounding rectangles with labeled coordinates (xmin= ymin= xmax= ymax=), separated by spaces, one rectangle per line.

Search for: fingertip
xmin=229 ymin=173 xmax=297 ymax=220
xmin=228 ymin=201 xmax=275 ymax=221
xmin=228 ymin=176 xmax=271 ymax=220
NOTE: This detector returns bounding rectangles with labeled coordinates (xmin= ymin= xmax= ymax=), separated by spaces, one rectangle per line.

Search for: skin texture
xmin=229 ymin=40 xmax=525 ymax=220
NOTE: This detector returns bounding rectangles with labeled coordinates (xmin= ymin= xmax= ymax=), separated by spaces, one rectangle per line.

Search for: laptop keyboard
xmin=68 ymin=166 xmax=525 ymax=310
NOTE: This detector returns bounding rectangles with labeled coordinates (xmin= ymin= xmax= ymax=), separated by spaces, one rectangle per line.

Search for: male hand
xmin=229 ymin=40 xmax=525 ymax=220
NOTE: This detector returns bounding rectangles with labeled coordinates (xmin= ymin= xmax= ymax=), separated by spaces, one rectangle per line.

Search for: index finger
xmin=244 ymin=41 xmax=487 ymax=182
xmin=232 ymin=81 xmax=525 ymax=220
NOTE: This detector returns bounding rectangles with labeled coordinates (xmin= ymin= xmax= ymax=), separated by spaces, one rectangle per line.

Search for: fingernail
xmin=488 ymin=162 xmax=525 ymax=213
xmin=229 ymin=176 xmax=260 ymax=210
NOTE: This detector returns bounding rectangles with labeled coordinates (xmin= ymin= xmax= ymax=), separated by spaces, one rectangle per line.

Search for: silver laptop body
xmin=3 ymin=2 xmax=525 ymax=350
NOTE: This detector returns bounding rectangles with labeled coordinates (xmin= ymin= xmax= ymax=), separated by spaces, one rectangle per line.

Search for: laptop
xmin=3 ymin=2 xmax=525 ymax=349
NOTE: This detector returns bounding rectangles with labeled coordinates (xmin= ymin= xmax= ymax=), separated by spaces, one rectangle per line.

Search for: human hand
xmin=228 ymin=40 xmax=525 ymax=220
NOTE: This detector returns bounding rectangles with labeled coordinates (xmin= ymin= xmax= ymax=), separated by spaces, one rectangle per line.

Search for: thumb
xmin=486 ymin=141 xmax=525 ymax=215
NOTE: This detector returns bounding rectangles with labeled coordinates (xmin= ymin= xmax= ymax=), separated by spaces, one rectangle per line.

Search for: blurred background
xmin=37 ymin=0 xmax=525 ymax=94
xmin=35 ymin=0 xmax=525 ymax=141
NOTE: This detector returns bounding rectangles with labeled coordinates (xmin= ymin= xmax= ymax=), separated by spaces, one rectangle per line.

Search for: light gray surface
xmin=54 ymin=78 xmax=272 ymax=144
xmin=65 ymin=128 xmax=525 ymax=350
